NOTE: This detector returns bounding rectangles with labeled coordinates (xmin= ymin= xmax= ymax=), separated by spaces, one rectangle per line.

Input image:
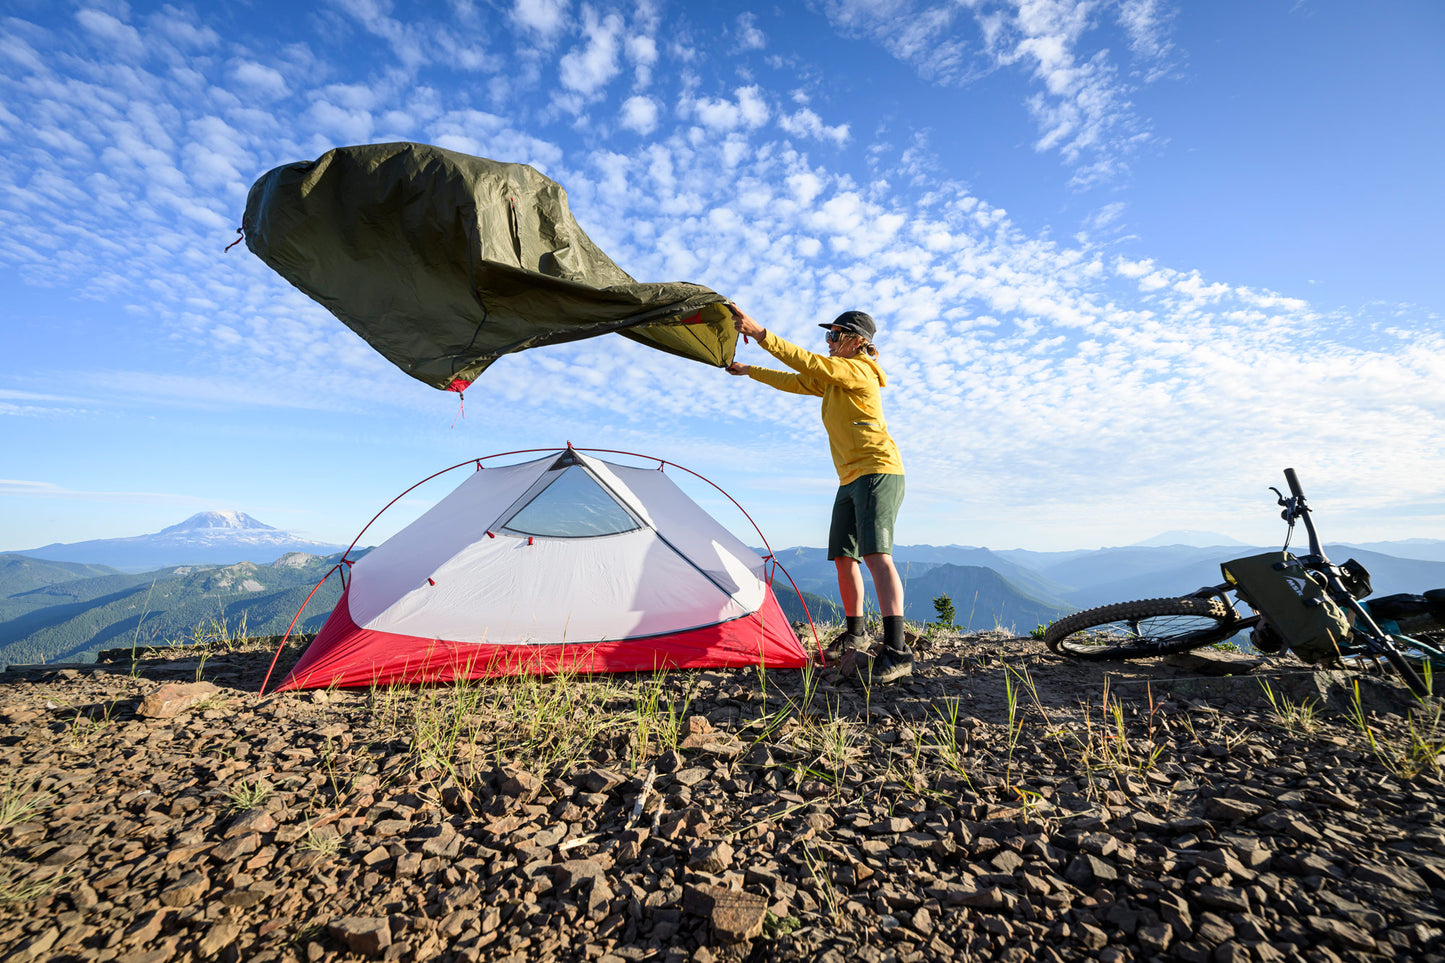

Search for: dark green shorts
xmin=828 ymin=473 xmax=905 ymax=560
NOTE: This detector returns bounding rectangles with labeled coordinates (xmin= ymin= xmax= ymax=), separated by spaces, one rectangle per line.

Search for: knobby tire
xmin=1044 ymin=597 xmax=1238 ymax=660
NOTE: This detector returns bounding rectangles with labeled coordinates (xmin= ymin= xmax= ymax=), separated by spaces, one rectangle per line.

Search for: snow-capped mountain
xmin=11 ymin=512 xmax=346 ymax=572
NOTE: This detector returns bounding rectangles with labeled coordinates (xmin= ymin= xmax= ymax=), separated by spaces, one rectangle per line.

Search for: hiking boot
xmin=820 ymin=629 xmax=872 ymax=663
xmin=865 ymin=647 xmax=913 ymax=685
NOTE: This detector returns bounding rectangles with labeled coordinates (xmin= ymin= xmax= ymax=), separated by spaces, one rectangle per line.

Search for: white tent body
xmin=279 ymin=449 xmax=804 ymax=688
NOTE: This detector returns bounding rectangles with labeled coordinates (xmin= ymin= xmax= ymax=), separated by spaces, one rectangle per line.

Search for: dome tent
xmin=269 ymin=448 xmax=806 ymax=691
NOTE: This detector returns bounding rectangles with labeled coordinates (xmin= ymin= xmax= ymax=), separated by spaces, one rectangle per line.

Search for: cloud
xmin=512 ymin=0 xmax=570 ymax=37
xmin=619 ymin=94 xmax=659 ymax=134
xmin=818 ymin=0 xmax=973 ymax=83
xmin=685 ymin=85 xmax=769 ymax=131
xmin=0 ymin=478 xmax=215 ymax=511
xmin=75 ymin=7 xmax=147 ymax=61
xmin=231 ymin=61 xmax=289 ymax=101
xmin=778 ymin=107 xmax=849 ymax=146
xmin=735 ymin=12 xmax=766 ymax=51
xmin=819 ymin=1 xmax=1172 ymax=186
xmin=3 ymin=2 xmax=1442 ymax=553
xmin=558 ymin=8 xmax=624 ymax=96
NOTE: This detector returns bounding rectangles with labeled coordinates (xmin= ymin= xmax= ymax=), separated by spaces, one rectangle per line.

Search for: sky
xmin=2 ymin=0 xmax=1443 ymax=557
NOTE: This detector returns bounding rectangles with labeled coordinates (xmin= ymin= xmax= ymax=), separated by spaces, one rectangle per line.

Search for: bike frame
xmin=1199 ymin=469 xmax=1445 ymax=674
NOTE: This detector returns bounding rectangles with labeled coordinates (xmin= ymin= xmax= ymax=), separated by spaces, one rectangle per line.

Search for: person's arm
xmin=745 ymin=364 xmax=824 ymax=396
xmin=729 ymin=305 xmax=874 ymax=388
xmin=725 ymin=304 xmax=826 ymax=396
xmin=758 ymin=334 xmax=875 ymax=388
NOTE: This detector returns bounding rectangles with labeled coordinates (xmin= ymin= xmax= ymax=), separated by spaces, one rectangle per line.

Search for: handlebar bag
xmin=1221 ymin=552 xmax=1351 ymax=663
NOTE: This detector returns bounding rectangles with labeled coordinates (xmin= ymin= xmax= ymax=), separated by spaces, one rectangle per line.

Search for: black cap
xmin=818 ymin=310 xmax=876 ymax=341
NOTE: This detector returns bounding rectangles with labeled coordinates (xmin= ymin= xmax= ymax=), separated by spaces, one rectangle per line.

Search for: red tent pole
xmin=257 ymin=563 xmax=340 ymax=696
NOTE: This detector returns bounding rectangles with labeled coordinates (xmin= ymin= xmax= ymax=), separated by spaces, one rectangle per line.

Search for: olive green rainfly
xmin=242 ymin=142 xmax=735 ymax=390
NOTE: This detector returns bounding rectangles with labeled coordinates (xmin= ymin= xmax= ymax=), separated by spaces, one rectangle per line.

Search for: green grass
xmin=224 ymin=778 xmax=273 ymax=813
xmin=0 ymin=778 xmax=53 ymax=832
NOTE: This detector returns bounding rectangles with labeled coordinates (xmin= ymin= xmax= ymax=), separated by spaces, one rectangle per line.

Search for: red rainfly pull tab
xmin=427 ymin=577 xmax=435 ymax=586
xmin=487 ymin=531 xmax=495 ymax=539
xmin=527 ymin=537 xmax=534 ymax=545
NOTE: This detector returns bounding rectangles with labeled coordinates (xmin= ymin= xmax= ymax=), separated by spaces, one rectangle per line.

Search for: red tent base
xmin=276 ymin=585 xmax=805 ymax=690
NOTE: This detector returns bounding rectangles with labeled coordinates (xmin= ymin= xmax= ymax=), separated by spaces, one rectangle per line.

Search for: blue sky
xmin=2 ymin=0 xmax=1443 ymax=556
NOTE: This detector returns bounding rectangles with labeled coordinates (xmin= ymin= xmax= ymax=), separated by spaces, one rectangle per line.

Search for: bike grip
xmin=1283 ymin=467 xmax=1303 ymax=498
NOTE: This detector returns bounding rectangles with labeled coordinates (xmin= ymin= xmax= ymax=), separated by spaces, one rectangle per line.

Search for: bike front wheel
xmin=1044 ymin=597 xmax=1239 ymax=660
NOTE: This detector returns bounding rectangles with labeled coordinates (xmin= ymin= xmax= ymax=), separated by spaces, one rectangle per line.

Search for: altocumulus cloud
xmin=0 ymin=2 xmax=1441 ymax=548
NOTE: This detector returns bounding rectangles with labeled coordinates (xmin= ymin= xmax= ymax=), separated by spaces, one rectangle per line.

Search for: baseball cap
xmin=818 ymin=310 xmax=877 ymax=341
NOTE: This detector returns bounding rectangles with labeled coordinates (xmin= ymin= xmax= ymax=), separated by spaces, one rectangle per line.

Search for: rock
xmin=225 ymin=808 xmax=277 ymax=838
xmin=1307 ymin=916 xmax=1377 ymax=952
xmin=1204 ymin=797 xmax=1264 ymax=822
xmin=159 ymin=871 xmax=210 ymax=907
xmin=197 ymin=921 xmax=242 ymax=957
xmin=688 ymin=841 xmax=734 ymax=874
xmin=500 ymin=770 xmax=543 ymax=802
xmin=327 ymin=916 xmax=392 ymax=957
xmin=582 ymin=768 xmax=626 ymax=793
xmin=683 ymin=883 xmax=767 ymax=943
xmin=136 ymin=681 xmax=220 ymax=719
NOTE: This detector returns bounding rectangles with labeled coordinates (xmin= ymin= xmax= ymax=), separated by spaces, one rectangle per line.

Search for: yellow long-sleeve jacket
xmin=746 ymin=330 xmax=904 ymax=485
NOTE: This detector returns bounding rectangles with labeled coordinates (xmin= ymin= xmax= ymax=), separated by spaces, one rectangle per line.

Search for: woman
xmin=726 ymin=306 xmax=911 ymax=683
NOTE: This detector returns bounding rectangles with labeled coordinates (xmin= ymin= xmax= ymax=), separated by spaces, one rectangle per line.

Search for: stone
xmin=327 ymin=917 xmax=392 ymax=957
xmin=688 ymin=842 xmax=734 ymax=874
xmin=501 ymin=770 xmax=543 ymax=802
xmin=1204 ymin=797 xmax=1264 ymax=822
xmin=197 ymin=921 xmax=242 ymax=958
xmin=683 ymin=883 xmax=767 ymax=943
xmin=582 ymin=768 xmax=626 ymax=793
xmin=136 ymin=681 xmax=220 ymax=719
xmin=225 ymin=809 xmax=277 ymax=838
xmin=159 ymin=872 xmax=210 ymax=907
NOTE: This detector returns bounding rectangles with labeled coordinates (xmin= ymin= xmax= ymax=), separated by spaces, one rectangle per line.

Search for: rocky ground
xmin=2 ymin=628 xmax=1444 ymax=963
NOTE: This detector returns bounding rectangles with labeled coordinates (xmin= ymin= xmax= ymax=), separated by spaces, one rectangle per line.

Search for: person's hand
xmin=726 ymin=362 xmax=749 ymax=376
xmin=728 ymin=303 xmax=766 ymax=342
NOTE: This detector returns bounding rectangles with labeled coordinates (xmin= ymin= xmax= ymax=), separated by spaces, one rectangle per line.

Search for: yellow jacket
xmin=746 ymin=331 xmax=904 ymax=485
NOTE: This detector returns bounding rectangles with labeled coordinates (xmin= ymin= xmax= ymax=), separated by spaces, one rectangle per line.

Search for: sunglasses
xmin=825 ymin=329 xmax=846 ymax=343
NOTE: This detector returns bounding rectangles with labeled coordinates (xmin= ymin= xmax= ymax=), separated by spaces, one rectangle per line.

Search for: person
xmin=725 ymin=306 xmax=912 ymax=683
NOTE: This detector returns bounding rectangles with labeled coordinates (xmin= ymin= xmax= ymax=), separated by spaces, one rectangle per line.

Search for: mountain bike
xmin=1043 ymin=469 xmax=1445 ymax=697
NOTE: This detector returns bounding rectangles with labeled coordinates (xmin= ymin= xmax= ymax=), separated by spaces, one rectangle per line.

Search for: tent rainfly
xmin=273 ymin=449 xmax=806 ymax=690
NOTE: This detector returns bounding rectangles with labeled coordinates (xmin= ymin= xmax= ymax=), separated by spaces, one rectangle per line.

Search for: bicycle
xmin=1043 ymin=468 xmax=1445 ymax=697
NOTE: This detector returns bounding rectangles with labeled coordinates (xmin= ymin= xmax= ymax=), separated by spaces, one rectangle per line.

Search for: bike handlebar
xmin=1283 ymin=467 xmax=1303 ymax=499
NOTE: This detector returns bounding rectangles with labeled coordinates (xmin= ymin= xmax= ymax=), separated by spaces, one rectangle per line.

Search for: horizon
xmin=9 ymin=507 xmax=1445 ymax=563
xmin=3 ymin=2 xmax=1442 ymax=554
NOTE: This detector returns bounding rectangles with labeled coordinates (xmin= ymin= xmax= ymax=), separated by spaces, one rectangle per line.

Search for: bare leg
xmin=834 ymin=557 xmax=866 ymax=617
xmin=863 ymin=553 xmax=904 ymax=618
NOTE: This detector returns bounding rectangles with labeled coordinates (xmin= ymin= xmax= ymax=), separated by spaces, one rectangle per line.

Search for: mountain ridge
xmin=11 ymin=512 xmax=346 ymax=572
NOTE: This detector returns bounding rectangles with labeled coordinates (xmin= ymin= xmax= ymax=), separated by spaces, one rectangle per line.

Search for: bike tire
xmin=1044 ymin=597 xmax=1239 ymax=660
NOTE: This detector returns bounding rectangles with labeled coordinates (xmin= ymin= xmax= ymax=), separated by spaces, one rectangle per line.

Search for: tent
xmin=242 ymin=142 xmax=736 ymax=392
xmin=272 ymin=448 xmax=806 ymax=690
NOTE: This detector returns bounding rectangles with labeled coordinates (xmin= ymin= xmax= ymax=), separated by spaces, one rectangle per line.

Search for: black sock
xmin=846 ymin=615 xmax=866 ymax=636
xmin=883 ymin=615 xmax=908 ymax=653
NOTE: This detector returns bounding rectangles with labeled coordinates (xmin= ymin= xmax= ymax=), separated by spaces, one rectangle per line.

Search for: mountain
xmin=1131 ymin=530 xmax=1251 ymax=548
xmin=0 ymin=551 xmax=349 ymax=667
xmin=765 ymin=547 xmax=1071 ymax=632
xmin=903 ymin=564 xmax=1072 ymax=632
xmin=1045 ymin=544 xmax=1445 ymax=610
xmin=12 ymin=511 xmax=346 ymax=572
xmin=1337 ymin=539 xmax=1445 ymax=563
xmin=774 ymin=590 xmax=843 ymax=627
xmin=767 ymin=544 xmax=1075 ymax=612
xmin=0 ymin=554 xmax=119 ymax=597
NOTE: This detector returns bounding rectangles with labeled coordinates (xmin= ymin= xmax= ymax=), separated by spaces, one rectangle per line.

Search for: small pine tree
xmin=932 ymin=593 xmax=956 ymax=628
